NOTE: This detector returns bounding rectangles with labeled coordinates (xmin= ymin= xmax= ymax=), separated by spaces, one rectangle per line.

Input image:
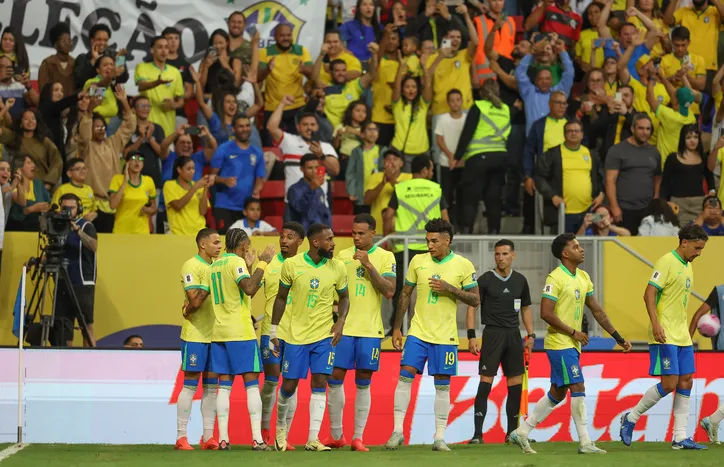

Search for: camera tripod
xmin=25 ymin=246 xmax=93 ymax=347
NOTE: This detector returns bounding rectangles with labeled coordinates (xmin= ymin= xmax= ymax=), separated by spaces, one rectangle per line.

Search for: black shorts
xmin=479 ymin=327 xmax=524 ymax=377
xmin=54 ymin=283 xmax=95 ymax=344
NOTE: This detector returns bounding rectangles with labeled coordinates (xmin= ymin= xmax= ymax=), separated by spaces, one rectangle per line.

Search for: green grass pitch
xmin=1 ymin=442 xmax=723 ymax=467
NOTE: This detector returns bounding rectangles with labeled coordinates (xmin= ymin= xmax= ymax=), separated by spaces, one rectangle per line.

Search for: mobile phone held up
xmin=185 ymin=126 xmax=201 ymax=136
xmin=89 ymin=87 xmax=107 ymax=98
xmin=115 ymin=55 xmax=126 ymax=68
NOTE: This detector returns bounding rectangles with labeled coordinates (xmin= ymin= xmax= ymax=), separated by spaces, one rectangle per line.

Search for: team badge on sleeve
xmin=544 ymin=284 xmax=552 ymax=293
xmin=185 ymin=274 xmax=193 ymax=283
xmin=472 ymin=272 xmax=477 ymax=281
xmin=652 ymin=271 xmax=660 ymax=281
xmin=237 ymin=266 xmax=245 ymax=275
xmin=391 ymin=263 xmax=397 ymax=273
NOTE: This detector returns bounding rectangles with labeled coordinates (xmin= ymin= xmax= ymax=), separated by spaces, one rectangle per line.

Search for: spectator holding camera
xmin=73 ymin=24 xmax=129 ymax=92
xmin=577 ymin=205 xmax=631 ymax=236
xmin=108 ymin=151 xmax=157 ymax=235
xmin=53 ymin=193 xmax=97 ymax=347
xmin=82 ymin=55 xmax=120 ymax=127
xmin=693 ymin=195 xmax=724 ymax=236
xmin=6 ymin=155 xmax=51 ymax=232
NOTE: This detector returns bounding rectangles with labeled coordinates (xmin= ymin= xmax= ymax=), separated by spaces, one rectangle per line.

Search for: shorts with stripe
xmin=209 ymin=339 xmax=262 ymax=375
xmin=546 ymin=348 xmax=584 ymax=387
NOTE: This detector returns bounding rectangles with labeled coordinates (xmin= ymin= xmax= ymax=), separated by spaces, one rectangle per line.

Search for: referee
xmin=467 ymin=239 xmax=534 ymax=444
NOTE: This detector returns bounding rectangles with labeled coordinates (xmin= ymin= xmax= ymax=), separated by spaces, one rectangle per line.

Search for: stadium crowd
xmin=1 ymin=0 xmax=724 ymax=253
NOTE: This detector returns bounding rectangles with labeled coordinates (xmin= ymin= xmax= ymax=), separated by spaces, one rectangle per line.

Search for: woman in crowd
xmin=198 ymin=29 xmax=242 ymax=99
xmin=638 ymin=198 xmax=681 ymax=236
xmin=391 ymin=58 xmax=432 ymax=171
xmin=109 ymin=151 xmax=157 ymax=234
xmin=163 ymin=157 xmax=212 ymax=236
xmin=334 ymin=100 xmax=368 ymax=176
xmin=82 ymin=55 xmax=119 ymax=128
xmin=39 ymin=81 xmax=84 ymax=165
xmin=627 ymin=0 xmax=668 ymax=59
xmin=577 ymin=205 xmax=631 ymax=236
xmin=0 ymin=109 xmax=62 ymax=189
xmin=575 ymin=2 xmax=605 ymax=72
xmin=341 ymin=0 xmax=383 ymax=65
xmin=6 ymin=155 xmax=51 ymax=232
xmin=0 ymin=27 xmax=30 ymax=73
xmin=660 ymin=124 xmax=715 ymax=225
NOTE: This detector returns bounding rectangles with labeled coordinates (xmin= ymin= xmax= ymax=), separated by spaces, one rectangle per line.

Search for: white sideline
xmin=0 ymin=444 xmax=27 ymax=462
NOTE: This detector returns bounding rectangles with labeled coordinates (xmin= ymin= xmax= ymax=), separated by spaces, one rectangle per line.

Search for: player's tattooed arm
xmin=585 ymin=295 xmax=616 ymax=335
xmin=184 ymin=289 xmax=210 ymax=316
xmin=331 ymin=288 xmax=350 ymax=346
xmin=430 ymin=278 xmax=480 ymax=307
xmin=354 ymin=250 xmax=395 ymax=298
xmin=239 ymin=245 xmax=276 ymax=297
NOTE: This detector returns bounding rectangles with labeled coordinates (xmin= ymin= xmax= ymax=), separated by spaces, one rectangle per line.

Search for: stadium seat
xmin=512 ymin=16 xmax=525 ymax=42
xmin=265 ymin=215 xmax=284 ymax=232
xmin=332 ymin=215 xmax=355 ymax=235
xmin=331 ymin=180 xmax=354 ymax=215
xmin=260 ymin=180 xmax=286 ymax=216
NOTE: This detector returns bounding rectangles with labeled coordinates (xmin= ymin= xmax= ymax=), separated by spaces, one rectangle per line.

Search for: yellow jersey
xmin=717 ymin=147 xmax=724 ymax=207
xmin=629 ymin=16 xmax=669 ymax=58
xmin=366 ymin=172 xmax=413 ymax=232
xmin=542 ymin=264 xmax=594 ymax=352
xmin=543 ymin=116 xmax=566 ymax=152
xmin=405 ymin=252 xmax=477 ymax=345
xmin=371 ymin=56 xmax=399 ymax=124
xmin=674 ymin=6 xmax=721 ymax=70
xmin=337 ymin=246 xmax=397 ymax=338
xmin=52 ymin=182 xmax=96 ymax=214
xmin=319 ymin=51 xmax=362 ymax=85
xmin=279 ymin=252 xmax=348 ymax=345
xmin=324 ymin=79 xmax=364 ymax=129
xmin=426 ymin=50 xmax=474 ymax=116
xmin=656 ymin=105 xmax=696 ymax=164
xmin=134 ymin=62 xmax=184 ymax=138
xmin=208 ymin=253 xmax=256 ymax=342
xmin=83 ymin=77 xmax=118 ymax=122
xmin=108 ymin=174 xmax=156 ymax=234
xmin=660 ymin=52 xmax=706 ymax=115
xmin=180 ymin=255 xmax=214 ymax=343
xmin=561 ymin=144 xmax=593 ymax=214
xmin=259 ymin=44 xmax=313 ymax=111
xmin=163 ymin=180 xmax=209 ymax=236
xmin=261 ymin=253 xmax=292 ymax=340
xmin=647 ymin=250 xmax=693 ymax=347
xmin=630 ymin=77 xmax=669 ymax=145
xmin=575 ymin=29 xmax=604 ymax=68
xmin=391 ymin=97 xmax=430 ymax=155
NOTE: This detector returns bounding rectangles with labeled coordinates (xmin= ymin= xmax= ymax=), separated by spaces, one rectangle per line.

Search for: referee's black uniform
xmin=471 ymin=269 xmax=532 ymax=442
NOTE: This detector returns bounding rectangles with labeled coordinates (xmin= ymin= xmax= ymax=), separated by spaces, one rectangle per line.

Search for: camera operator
xmin=53 ymin=193 xmax=97 ymax=347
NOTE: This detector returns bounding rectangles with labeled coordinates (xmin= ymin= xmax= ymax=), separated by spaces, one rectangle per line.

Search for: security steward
xmin=466 ymin=239 xmax=534 ymax=444
xmin=383 ymin=154 xmax=449 ymax=332
xmin=454 ymin=78 xmax=512 ymax=235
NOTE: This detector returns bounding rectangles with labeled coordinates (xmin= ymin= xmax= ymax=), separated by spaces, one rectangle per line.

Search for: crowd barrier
xmin=0 ymin=349 xmax=722 ymax=444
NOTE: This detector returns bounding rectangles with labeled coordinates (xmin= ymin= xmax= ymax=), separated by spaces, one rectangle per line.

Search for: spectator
xmin=0 ymin=109 xmax=62 ymax=189
xmin=198 ymin=29 xmax=243 ymax=96
xmin=535 ymin=119 xmax=604 ymax=233
xmin=6 ymin=155 xmax=50 ymax=232
xmin=660 ymin=26 xmax=706 ymax=116
xmin=627 ymin=3 xmax=669 ymax=59
xmin=38 ymin=82 xmax=83 ymax=165
xmin=647 ymin=75 xmax=698 ymax=164
xmin=577 ymin=205 xmax=632 ymax=236
xmin=570 ymin=67 xmax=612 ymax=154
xmin=401 ymin=36 xmax=422 ymax=78
xmin=82 ymin=55 xmax=119 ymax=127
xmin=524 ymin=0 xmax=583 ymax=48
xmin=455 ymin=79 xmax=512 ymax=234
xmin=605 ymin=113 xmax=661 ymax=235
xmin=122 ymin=96 xmax=166 ymax=189
xmin=227 ymin=11 xmax=253 ymax=66
xmin=109 ymin=151 xmax=157 ymax=234
xmin=576 ymin=3 xmax=605 ymax=71
xmin=0 ymin=55 xmax=38 ymax=121
xmin=434 ymin=89 xmax=466 ymax=225
xmin=709 ymin=133 xmax=724 ymax=206
xmin=390 ymin=58 xmax=433 ymax=171
xmin=0 ymin=27 xmax=29 ymax=73
xmin=258 ymin=24 xmax=314 ymax=137
xmin=123 ymin=335 xmax=144 ymax=348
xmin=601 ymin=56 xmax=620 ymax=97
xmin=77 ymin=87 xmax=136 ymax=233
xmin=315 ymin=42 xmax=378 ymax=128
xmin=693 ymin=195 xmax=724 ymax=236
xmin=364 ymin=148 xmax=411 ymax=231
xmin=228 ymin=197 xmax=278 ymax=236
xmin=38 ymin=22 xmax=75 ymax=96
xmin=287 ymin=154 xmax=332 ymax=230
xmin=210 ymin=115 xmax=265 ymax=233
xmin=340 ymin=0 xmax=382 ymax=64
xmin=346 ymin=121 xmax=383 ymax=213
xmin=73 ymin=24 xmax=129 ymax=92
xmin=191 ymin=68 xmax=236 ymax=143
xmin=161 ymin=27 xmax=194 ymax=127
xmin=51 ymin=158 xmax=97 ymax=222
xmin=0 ymin=160 xmax=14 ymax=222
xmin=665 ymin=0 xmax=723 ymax=77
xmin=472 ymin=0 xmax=517 ymax=84
xmin=267 ymin=95 xmax=340 ymax=203
xmin=317 ymin=30 xmax=363 ymax=86
xmin=516 ymin=36 xmax=575 ymax=135
xmin=638 ymin=198 xmax=681 ymax=236
xmin=53 ymin=193 xmax=97 ymax=347
xmin=333 ymin=100 xmax=368 ymax=173
xmin=383 ymin=1 xmax=409 ymax=34
xmin=372 ymin=25 xmax=402 ymax=147
xmin=409 ymin=0 xmax=467 ymax=49
xmin=163 ymin=156 xmax=211 ymax=236
xmin=135 ymin=36 xmax=185 ymax=141
xmin=661 ymin=124 xmax=715 ymax=225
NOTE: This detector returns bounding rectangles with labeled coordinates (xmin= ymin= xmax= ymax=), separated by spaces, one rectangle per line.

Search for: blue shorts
xmin=649 ymin=344 xmax=695 ymax=376
xmin=209 ymin=340 xmax=262 ymax=375
xmin=282 ymin=338 xmax=335 ymax=380
xmin=260 ymin=335 xmax=287 ymax=366
xmin=181 ymin=340 xmax=210 ymax=372
xmin=334 ymin=336 xmax=382 ymax=371
xmin=400 ymin=335 xmax=458 ymax=376
xmin=546 ymin=348 xmax=584 ymax=387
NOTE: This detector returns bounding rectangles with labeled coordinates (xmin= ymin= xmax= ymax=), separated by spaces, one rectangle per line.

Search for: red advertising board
xmin=170 ymin=351 xmax=724 ymax=445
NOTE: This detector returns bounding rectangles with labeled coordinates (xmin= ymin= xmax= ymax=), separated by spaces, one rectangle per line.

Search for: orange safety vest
xmin=474 ymin=15 xmax=515 ymax=84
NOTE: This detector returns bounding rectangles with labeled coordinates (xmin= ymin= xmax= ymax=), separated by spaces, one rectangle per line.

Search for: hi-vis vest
xmin=464 ymin=100 xmax=511 ymax=159
xmin=393 ymin=178 xmax=442 ymax=252
xmin=474 ymin=15 xmax=515 ymax=84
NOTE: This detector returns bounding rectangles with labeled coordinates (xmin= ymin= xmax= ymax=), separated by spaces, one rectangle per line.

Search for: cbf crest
xmin=570 ymin=364 xmax=580 ymax=378
xmin=189 ymin=354 xmax=198 ymax=366
xmin=663 ymin=357 xmax=671 ymax=370
xmin=686 ymin=277 xmax=691 ymax=289
xmin=575 ymin=289 xmax=581 ymax=300
xmin=432 ymin=274 xmax=441 ymax=280
xmin=356 ymin=266 xmax=366 ymax=279
xmin=310 ymin=277 xmax=320 ymax=290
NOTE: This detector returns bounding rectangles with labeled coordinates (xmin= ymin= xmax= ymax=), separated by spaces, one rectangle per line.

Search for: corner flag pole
xmin=17 ymin=266 xmax=26 ymax=444
xmin=520 ymin=339 xmax=531 ymax=424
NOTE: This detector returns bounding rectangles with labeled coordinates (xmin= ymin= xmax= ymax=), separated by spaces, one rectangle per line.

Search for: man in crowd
xmin=364 ymin=149 xmax=411 ymax=233
xmin=287 ymin=154 xmax=332 ymax=230
xmin=693 ymin=195 xmax=724 ymax=236
xmin=665 ymin=0 xmax=724 ymax=81
xmin=161 ymin=27 xmax=194 ymax=127
xmin=472 ymin=0 xmax=516 ymax=84
xmin=317 ymin=30 xmax=362 ymax=86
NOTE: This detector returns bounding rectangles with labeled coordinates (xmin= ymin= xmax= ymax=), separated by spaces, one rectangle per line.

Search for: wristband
xmin=269 ymin=324 xmax=277 ymax=340
xmin=611 ymin=330 xmax=625 ymax=344
xmin=570 ymin=327 xmax=576 ymax=336
xmin=467 ymin=329 xmax=476 ymax=339
xmin=256 ymin=261 xmax=268 ymax=271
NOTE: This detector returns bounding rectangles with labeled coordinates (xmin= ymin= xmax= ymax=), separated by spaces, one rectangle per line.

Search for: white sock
xmin=519 ymin=392 xmax=560 ymax=436
xmin=246 ymin=382 xmax=263 ymax=443
xmin=286 ymin=390 xmax=298 ymax=435
xmin=260 ymin=378 xmax=278 ymax=430
xmin=328 ymin=380 xmax=345 ymax=439
xmin=711 ymin=405 xmax=724 ymax=425
xmin=627 ymin=383 xmax=666 ymax=423
xmin=176 ymin=381 xmax=197 ymax=440
xmin=570 ymin=393 xmax=591 ymax=446
xmin=201 ymin=378 xmax=218 ymax=442
xmin=434 ymin=380 xmax=451 ymax=441
xmin=217 ymin=382 xmax=232 ymax=443
xmin=276 ymin=389 xmax=293 ymax=429
xmin=673 ymin=390 xmax=691 ymax=443
xmin=309 ymin=391 xmax=327 ymax=443
xmin=393 ymin=372 xmax=414 ymax=433
xmin=354 ymin=380 xmax=371 ymax=440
